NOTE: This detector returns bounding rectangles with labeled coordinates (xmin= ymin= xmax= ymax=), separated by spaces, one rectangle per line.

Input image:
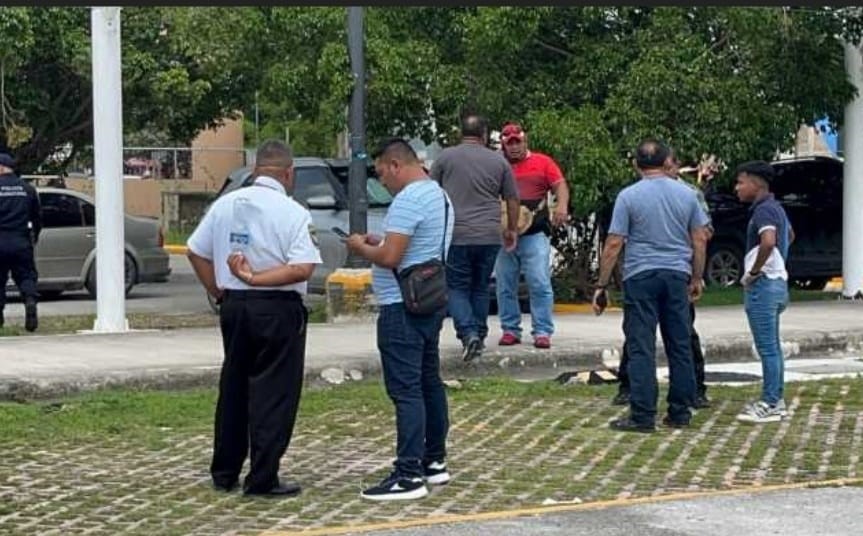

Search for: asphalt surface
xmin=3 ymin=255 xmax=323 ymax=318
xmin=358 ymin=485 xmax=863 ymax=536
xmin=3 ymin=255 xmax=209 ymax=317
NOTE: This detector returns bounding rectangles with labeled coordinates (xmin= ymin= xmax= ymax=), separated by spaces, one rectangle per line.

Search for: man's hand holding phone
xmin=333 ymin=227 xmax=382 ymax=247
xmin=592 ymin=287 xmax=609 ymax=316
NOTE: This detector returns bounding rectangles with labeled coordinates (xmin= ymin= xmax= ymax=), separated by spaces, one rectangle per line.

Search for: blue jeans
xmin=494 ymin=232 xmax=554 ymax=338
xmin=446 ymin=244 xmax=500 ymax=343
xmin=623 ymin=269 xmax=696 ymax=425
xmin=377 ymin=303 xmax=449 ymax=477
xmin=744 ymin=277 xmax=789 ymax=405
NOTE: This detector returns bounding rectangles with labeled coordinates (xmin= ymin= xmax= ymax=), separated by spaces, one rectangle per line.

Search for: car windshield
xmin=293 ymin=167 xmax=337 ymax=204
xmin=237 ymin=166 xmax=338 ymax=204
xmin=366 ymin=178 xmax=392 ymax=206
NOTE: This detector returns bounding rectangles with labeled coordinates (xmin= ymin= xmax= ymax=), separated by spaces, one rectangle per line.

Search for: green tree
xmin=247 ymin=6 xmax=862 ymax=296
xmin=0 ymin=7 xmax=265 ymax=172
xmin=445 ymin=6 xmax=862 ymax=298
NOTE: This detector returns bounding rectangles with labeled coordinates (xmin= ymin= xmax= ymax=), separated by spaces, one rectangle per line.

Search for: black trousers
xmin=0 ymin=236 xmax=38 ymax=311
xmin=618 ymin=302 xmax=706 ymax=396
xmin=211 ymin=289 xmax=308 ymax=493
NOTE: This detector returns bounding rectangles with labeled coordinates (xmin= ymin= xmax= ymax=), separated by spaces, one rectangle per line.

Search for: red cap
xmin=501 ymin=122 xmax=525 ymax=142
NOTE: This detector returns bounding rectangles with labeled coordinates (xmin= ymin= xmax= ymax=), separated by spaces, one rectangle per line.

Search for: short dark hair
xmin=255 ymin=139 xmax=293 ymax=168
xmin=634 ymin=139 xmax=671 ymax=169
xmin=371 ymin=137 xmax=419 ymax=163
xmin=460 ymin=114 xmax=488 ymax=139
xmin=735 ymin=160 xmax=775 ymax=187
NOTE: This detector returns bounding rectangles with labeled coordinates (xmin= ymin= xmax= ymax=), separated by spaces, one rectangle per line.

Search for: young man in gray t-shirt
xmin=430 ymin=114 xmax=520 ymax=362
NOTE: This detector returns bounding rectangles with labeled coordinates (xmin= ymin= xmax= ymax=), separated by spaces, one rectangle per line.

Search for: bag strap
xmin=391 ymin=189 xmax=449 ymax=281
xmin=440 ymin=191 xmax=449 ymax=260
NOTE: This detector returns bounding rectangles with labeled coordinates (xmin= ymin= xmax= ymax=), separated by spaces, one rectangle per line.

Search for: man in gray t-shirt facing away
xmin=592 ymin=139 xmax=710 ymax=434
xmin=431 ymin=114 xmax=520 ymax=362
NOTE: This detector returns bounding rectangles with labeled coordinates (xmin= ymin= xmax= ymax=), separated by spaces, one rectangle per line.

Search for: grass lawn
xmin=0 ymin=377 xmax=861 ymax=534
xmin=165 ymin=227 xmax=194 ymax=246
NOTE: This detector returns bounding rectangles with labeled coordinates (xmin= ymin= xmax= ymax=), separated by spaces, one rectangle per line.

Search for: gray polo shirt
xmin=609 ymin=176 xmax=710 ymax=280
xmin=430 ymin=142 xmax=519 ymax=246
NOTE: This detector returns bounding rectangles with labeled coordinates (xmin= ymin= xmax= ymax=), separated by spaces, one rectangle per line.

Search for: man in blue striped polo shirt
xmin=346 ymin=138 xmax=454 ymax=501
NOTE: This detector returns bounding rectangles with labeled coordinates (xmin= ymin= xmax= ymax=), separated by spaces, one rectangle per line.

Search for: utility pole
xmin=90 ymin=6 xmax=128 ymax=332
xmin=346 ymin=6 xmax=369 ymax=267
xmin=843 ymin=40 xmax=863 ymax=299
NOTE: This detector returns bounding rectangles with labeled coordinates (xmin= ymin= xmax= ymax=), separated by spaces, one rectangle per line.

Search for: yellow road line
xmin=553 ymin=303 xmax=621 ymax=314
xmin=261 ymin=477 xmax=863 ymax=536
xmin=164 ymin=245 xmax=188 ymax=255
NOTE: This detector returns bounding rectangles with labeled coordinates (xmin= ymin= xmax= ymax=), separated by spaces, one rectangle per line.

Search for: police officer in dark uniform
xmin=0 ymin=151 xmax=41 ymax=331
xmin=186 ymin=139 xmax=322 ymax=497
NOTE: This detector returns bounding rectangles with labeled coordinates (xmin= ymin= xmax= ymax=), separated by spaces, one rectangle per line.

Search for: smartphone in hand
xmin=595 ymin=290 xmax=608 ymax=316
xmin=331 ymin=227 xmax=349 ymax=241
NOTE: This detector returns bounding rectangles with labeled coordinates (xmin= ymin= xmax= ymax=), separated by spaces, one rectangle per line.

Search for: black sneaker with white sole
xmin=462 ymin=336 xmax=482 ymax=362
xmin=361 ymin=472 xmax=428 ymax=501
xmin=423 ymin=460 xmax=450 ymax=485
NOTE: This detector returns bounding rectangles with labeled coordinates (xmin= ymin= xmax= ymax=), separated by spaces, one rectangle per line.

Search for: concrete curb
xmin=2 ymin=330 xmax=860 ymax=402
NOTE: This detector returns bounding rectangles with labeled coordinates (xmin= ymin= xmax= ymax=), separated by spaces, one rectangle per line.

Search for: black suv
xmin=705 ymin=155 xmax=843 ymax=289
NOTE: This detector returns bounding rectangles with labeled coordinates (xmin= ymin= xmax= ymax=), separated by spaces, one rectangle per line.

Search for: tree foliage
xmin=0 ymin=7 xmax=265 ymax=172
xmin=1 ymin=6 xmax=861 ymax=293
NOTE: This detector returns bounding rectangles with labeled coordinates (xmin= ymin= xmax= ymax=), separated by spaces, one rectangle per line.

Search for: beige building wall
xmin=64 ymin=178 xmax=210 ymax=219
xmin=190 ymin=116 xmax=246 ymax=191
xmin=64 ymin=115 xmax=246 ymax=220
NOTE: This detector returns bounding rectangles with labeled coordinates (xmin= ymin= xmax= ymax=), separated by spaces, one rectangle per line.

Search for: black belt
xmin=222 ymin=289 xmax=303 ymax=302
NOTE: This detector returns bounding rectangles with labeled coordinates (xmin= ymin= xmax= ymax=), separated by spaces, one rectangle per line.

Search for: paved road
xmin=4 ymin=255 xmax=323 ymax=319
xmin=358 ymin=486 xmax=863 ymax=536
xmin=3 ymin=255 xmax=210 ymax=318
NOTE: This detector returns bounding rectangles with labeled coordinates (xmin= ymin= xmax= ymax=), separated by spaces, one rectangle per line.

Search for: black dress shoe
xmin=692 ymin=394 xmax=712 ymax=409
xmin=609 ymin=417 xmax=655 ymax=433
xmin=662 ymin=415 xmax=690 ymax=429
xmin=212 ymin=480 xmax=239 ymax=492
xmin=243 ymin=481 xmax=302 ymax=497
xmin=24 ymin=298 xmax=37 ymax=332
xmin=612 ymin=390 xmax=630 ymax=406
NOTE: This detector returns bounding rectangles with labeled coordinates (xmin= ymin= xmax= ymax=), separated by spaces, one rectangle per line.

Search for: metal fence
xmin=66 ymin=146 xmax=248 ymax=180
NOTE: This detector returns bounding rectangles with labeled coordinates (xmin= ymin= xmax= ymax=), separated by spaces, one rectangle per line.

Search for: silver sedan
xmin=4 ymin=187 xmax=171 ymax=299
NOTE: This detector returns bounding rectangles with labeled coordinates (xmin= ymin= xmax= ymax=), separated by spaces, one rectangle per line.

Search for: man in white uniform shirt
xmin=187 ymin=139 xmax=322 ymax=497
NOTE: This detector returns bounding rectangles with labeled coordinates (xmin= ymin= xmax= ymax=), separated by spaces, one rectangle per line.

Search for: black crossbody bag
xmin=392 ymin=193 xmax=449 ymax=315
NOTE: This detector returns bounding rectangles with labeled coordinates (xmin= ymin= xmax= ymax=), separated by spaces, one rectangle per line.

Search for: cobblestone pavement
xmin=1 ymin=379 xmax=862 ymax=535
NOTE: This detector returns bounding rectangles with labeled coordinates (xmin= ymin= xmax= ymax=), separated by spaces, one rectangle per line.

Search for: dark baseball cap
xmin=0 ymin=152 xmax=16 ymax=169
xmin=500 ymin=122 xmax=525 ymax=142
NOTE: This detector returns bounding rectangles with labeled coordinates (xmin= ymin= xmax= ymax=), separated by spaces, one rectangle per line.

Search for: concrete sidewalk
xmin=0 ymin=300 xmax=860 ymax=399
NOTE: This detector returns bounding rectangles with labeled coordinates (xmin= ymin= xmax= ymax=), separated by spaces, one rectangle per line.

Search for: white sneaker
xmin=737 ymin=401 xmax=784 ymax=423
xmin=361 ymin=473 xmax=428 ymax=501
xmin=423 ymin=460 xmax=451 ymax=486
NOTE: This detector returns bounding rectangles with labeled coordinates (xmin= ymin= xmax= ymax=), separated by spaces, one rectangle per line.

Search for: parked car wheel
xmin=706 ymin=242 xmax=744 ymax=287
xmin=85 ymin=253 xmax=137 ymax=299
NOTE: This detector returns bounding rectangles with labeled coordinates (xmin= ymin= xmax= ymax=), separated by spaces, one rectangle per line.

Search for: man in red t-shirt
xmin=495 ymin=122 xmax=570 ymax=348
